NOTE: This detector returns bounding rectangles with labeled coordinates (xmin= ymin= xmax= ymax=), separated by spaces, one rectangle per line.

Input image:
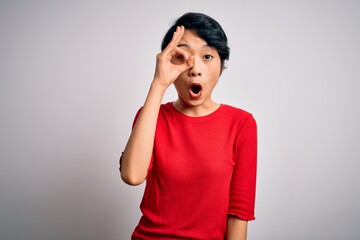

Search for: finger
xmin=186 ymin=55 xmax=194 ymax=67
xmin=162 ymin=26 xmax=185 ymax=55
xmin=163 ymin=26 xmax=183 ymax=54
xmin=177 ymin=55 xmax=194 ymax=73
xmin=170 ymin=47 xmax=189 ymax=64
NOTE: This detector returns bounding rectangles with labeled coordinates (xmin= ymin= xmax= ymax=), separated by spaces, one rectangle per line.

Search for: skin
xmin=227 ymin=217 xmax=248 ymax=240
xmin=121 ymin=26 xmax=248 ymax=240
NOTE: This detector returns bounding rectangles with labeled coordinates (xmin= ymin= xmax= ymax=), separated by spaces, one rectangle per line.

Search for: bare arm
xmin=120 ymin=82 xmax=166 ymax=185
xmin=227 ymin=217 xmax=248 ymax=240
xmin=120 ymin=26 xmax=193 ymax=185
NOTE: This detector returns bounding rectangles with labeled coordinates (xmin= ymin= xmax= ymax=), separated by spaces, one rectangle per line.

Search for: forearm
xmin=121 ymin=81 xmax=167 ymax=185
xmin=121 ymin=26 xmax=190 ymax=185
xmin=226 ymin=217 xmax=248 ymax=240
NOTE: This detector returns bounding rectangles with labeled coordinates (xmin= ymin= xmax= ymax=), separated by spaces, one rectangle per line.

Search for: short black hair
xmin=161 ymin=12 xmax=230 ymax=70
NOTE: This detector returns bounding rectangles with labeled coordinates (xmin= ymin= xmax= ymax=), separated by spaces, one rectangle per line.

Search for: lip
xmin=189 ymin=83 xmax=202 ymax=99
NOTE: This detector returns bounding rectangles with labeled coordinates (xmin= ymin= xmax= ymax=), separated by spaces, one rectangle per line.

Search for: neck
xmin=173 ymin=99 xmax=220 ymax=117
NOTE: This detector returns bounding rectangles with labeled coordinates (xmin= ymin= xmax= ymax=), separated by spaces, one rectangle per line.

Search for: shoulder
xmin=221 ymin=104 xmax=256 ymax=123
xmin=222 ymin=105 xmax=257 ymax=146
xmin=135 ymin=102 xmax=173 ymax=117
xmin=160 ymin=102 xmax=173 ymax=111
xmin=158 ymin=102 xmax=175 ymax=118
xmin=132 ymin=102 xmax=173 ymax=128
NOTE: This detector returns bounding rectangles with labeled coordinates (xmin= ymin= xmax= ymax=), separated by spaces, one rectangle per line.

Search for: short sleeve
xmin=228 ymin=115 xmax=257 ymax=221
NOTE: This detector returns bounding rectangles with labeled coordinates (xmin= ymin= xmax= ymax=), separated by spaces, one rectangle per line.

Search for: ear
xmin=220 ymin=59 xmax=228 ymax=75
xmin=219 ymin=61 xmax=224 ymax=76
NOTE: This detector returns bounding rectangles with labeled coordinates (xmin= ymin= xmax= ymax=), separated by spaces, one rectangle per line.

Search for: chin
xmin=182 ymin=98 xmax=206 ymax=107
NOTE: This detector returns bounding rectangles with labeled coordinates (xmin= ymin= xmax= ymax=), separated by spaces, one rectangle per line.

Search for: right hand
xmin=153 ymin=26 xmax=194 ymax=88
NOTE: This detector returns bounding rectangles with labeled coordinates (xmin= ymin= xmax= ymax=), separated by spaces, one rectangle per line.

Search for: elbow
xmin=121 ymin=171 xmax=146 ymax=186
xmin=119 ymin=153 xmax=148 ymax=186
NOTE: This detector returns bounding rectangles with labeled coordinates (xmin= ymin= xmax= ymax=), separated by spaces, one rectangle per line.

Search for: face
xmin=172 ymin=29 xmax=222 ymax=109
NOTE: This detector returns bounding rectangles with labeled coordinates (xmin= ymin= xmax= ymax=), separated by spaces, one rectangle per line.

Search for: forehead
xmin=178 ymin=30 xmax=215 ymax=51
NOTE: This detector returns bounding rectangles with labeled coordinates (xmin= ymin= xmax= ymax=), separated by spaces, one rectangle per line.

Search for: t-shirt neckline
xmin=168 ymin=102 xmax=224 ymax=120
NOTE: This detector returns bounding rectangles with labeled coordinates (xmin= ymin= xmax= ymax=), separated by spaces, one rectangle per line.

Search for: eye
xmin=204 ymin=54 xmax=213 ymax=60
xmin=171 ymin=54 xmax=185 ymax=65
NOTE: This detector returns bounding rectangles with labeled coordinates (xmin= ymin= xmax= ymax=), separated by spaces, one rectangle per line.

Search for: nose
xmin=189 ymin=56 xmax=202 ymax=77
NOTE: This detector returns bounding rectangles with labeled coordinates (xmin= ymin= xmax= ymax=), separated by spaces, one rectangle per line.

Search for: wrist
xmin=151 ymin=78 xmax=170 ymax=93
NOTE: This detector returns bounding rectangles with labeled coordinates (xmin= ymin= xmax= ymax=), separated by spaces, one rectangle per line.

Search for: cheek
xmin=207 ymin=69 xmax=220 ymax=84
xmin=205 ymin=77 xmax=220 ymax=93
xmin=174 ymin=72 xmax=189 ymax=87
xmin=173 ymin=80 xmax=187 ymax=94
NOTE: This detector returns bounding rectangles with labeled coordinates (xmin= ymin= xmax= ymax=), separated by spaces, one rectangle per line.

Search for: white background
xmin=1 ymin=0 xmax=359 ymax=239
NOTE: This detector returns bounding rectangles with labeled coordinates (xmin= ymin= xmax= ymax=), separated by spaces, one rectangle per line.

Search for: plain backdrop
xmin=1 ymin=0 xmax=359 ymax=239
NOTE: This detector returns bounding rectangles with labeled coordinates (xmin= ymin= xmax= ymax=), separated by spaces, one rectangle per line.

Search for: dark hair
xmin=161 ymin=12 xmax=230 ymax=70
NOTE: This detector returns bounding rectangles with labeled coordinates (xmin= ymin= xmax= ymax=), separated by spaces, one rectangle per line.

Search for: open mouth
xmin=189 ymin=83 xmax=202 ymax=99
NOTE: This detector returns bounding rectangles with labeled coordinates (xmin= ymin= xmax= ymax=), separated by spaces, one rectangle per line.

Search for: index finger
xmin=162 ymin=25 xmax=185 ymax=55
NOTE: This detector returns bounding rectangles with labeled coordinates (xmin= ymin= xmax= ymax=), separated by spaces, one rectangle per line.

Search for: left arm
xmin=227 ymin=115 xmax=257 ymax=239
xmin=226 ymin=216 xmax=248 ymax=240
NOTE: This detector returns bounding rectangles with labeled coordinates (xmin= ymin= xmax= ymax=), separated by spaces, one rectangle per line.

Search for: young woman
xmin=120 ymin=12 xmax=257 ymax=240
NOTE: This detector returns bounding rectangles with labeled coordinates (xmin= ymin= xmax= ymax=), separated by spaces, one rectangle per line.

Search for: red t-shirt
xmin=126 ymin=102 xmax=257 ymax=239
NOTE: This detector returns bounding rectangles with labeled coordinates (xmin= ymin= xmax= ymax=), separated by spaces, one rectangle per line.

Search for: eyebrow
xmin=177 ymin=44 xmax=189 ymax=48
xmin=177 ymin=43 xmax=211 ymax=49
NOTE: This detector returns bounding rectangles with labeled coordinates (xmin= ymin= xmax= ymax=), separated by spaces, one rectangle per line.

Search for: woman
xmin=120 ymin=12 xmax=257 ymax=240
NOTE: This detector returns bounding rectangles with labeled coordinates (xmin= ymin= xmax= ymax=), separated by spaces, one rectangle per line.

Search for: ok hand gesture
xmin=153 ymin=26 xmax=194 ymax=88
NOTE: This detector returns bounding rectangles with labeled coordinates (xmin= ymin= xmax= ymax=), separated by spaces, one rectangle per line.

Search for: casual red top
xmin=124 ymin=102 xmax=257 ymax=240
